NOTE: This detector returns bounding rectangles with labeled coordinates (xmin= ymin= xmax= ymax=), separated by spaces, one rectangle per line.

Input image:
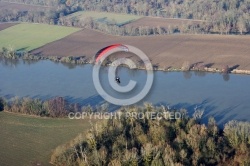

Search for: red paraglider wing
xmin=95 ymin=44 xmax=128 ymax=62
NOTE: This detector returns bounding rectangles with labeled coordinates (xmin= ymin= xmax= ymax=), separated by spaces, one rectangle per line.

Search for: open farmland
xmin=67 ymin=11 xmax=142 ymax=26
xmin=0 ymin=23 xmax=81 ymax=51
xmin=127 ymin=16 xmax=205 ymax=28
xmin=0 ymin=1 xmax=54 ymax=11
xmin=32 ymin=28 xmax=250 ymax=70
xmin=0 ymin=23 xmax=17 ymax=31
xmin=0 ymin=112 xmax=96 ymax=166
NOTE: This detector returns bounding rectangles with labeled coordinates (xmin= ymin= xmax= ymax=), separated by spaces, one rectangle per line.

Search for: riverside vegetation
xmin=50 ymin=104 xmax=250 ymax=166
xmin=0 ymin=96 xmax=109 ymax=118
xmin=0 ymin=47 xmax=243 ymax=74
xmin=1 ymin=97 xmax=250 ymax=165
xmin=0 ymin=46 xmax=90 ymax=64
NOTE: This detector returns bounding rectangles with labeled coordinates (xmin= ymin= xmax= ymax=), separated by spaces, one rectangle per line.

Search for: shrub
xmin=2 ymin=46 xmax=17 ymax=59
xmin=45 ymin=97 xmax=69 ymax=117
xmin=2 ymin=96 xmax=80 ymax=117
xmin=181 ymin=61 xmax=191 ymax=71
xmin=0 ymin=97 xmax=5 ymax=111
xmin=222 ymin=65 xmax=230 ymax=73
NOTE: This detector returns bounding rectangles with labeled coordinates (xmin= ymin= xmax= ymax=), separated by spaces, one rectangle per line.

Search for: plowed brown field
xmin=32 ymin=29 xmax=250 ymax=70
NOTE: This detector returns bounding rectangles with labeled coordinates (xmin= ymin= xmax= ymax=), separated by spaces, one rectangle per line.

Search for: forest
xmin=0 ymin=0 xmax=249 ymax=35
xmin=50 ymin=104 xmax=250 ymax=165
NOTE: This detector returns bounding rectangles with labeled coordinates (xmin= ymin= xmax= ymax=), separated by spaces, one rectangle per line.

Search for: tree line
xmin=64 ymin=0 xmax=250 ymax=35
xmin=1 ymin=47 xmax=90 ymax=65
xmin=1 ymin=0 xmax=249 ymax=35
xmin=0 ymin=97 xmax=80 ymax=117
xmin=0 ymin=96 xmax=111 ymax=117
xmin=58 ymin=14 xmax=208 ymax=36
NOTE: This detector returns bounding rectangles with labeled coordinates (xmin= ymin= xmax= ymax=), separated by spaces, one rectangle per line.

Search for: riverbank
xmin=1 ymin=23 xmax=249 ymax=74
xmin=1 ymin=54 xmax=250 ymax=75
xmin=31 ymin=28 xmax=250 ymax=73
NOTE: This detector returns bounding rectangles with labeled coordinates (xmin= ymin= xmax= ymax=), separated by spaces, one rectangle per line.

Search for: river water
xmin=0 ymin=58 xmax=250 ymax=125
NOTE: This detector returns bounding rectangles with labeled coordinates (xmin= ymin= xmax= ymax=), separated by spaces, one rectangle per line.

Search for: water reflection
xmin=0 ymin=57 xmax=235 ymax=83
xmin=183 ymin=70 xmax=206 ymax=79
xmin=0 ymin=57 xmax=39 ymax=68
xmin=194 ymin=71 xmax=206 ymax=77
xmin=22 ymin=59 xmax=39 ymax=66
xmin=223 ymin=74 xmax=230 ymax=81
xmin=0 ymin=57 xmax=20 ymax=68
xmin=183 ymin=71 xmax=192 ymax=79
xmin=61 ymin=62 xmax=78 ymax=69
xmin=182 ymin=70 xmax=230 ymax=82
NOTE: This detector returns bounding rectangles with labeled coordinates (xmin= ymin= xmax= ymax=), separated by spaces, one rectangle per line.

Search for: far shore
xmin=1 ymin=54 xmax=250 ymax=75
xmin=1 ymin=23 xmax=249 ymax=75
xmin=30 ymin=28 xmax=250 ymax=73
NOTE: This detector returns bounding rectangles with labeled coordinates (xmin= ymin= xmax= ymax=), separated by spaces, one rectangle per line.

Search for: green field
xmin=0 ymin=23 xmax=81 ymax=51
xmin=68 ymin=11 xmax=142 ymax=26
xmin=0 ymin=112 xmax=95 ymax=166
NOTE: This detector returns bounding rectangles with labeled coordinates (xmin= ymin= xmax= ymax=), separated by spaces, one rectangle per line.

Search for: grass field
xmin=67 ymin=11 xmax=142 ymax=26
xmin=0 ymin=23 xmax=81 ymax=51
xmin=128 ymin=17 xmax=205 ymax=28
xmin=66 ymin=11 xmax=203 ymax=27
xmin=0 ymin=112 xmax=95 ymax=166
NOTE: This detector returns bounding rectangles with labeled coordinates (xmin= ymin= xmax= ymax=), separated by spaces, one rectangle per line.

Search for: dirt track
xmin=32 ymin=29 xmax=250 ymax=70
xmin=0 ymin=23 xmax=17 ymax=31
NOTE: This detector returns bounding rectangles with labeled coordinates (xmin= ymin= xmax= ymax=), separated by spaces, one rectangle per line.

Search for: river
xmin=0 ymin=58 xmax=250 ymax=125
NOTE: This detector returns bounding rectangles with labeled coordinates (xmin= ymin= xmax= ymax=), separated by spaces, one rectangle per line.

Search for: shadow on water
xmin=65 ymin=95 xmax=105 ymax=106
xmin=2 ymin=94 xmax=16 ymax=99
xmin=155 ymin=99 xmax=214 ymax=114
xmin=212 ymin=105 xmax=241 ymax=126
xmin=154 ymin=99 xmax=245 ymax=127
xmin=64 ymin=95 xmax=120 ymax=112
